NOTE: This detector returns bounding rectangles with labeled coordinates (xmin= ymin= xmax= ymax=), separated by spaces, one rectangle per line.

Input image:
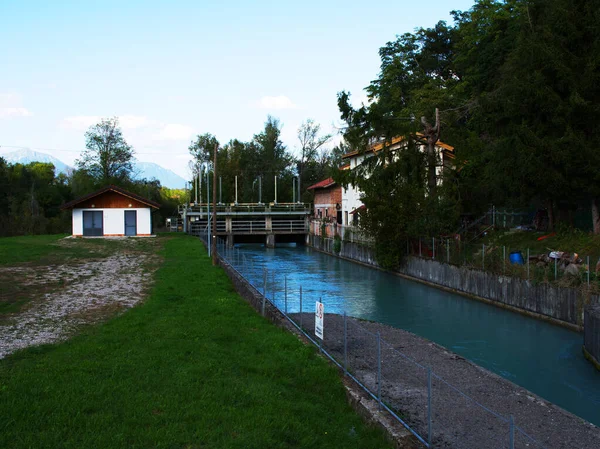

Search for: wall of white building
xmin=72 ymin=208 xmax=152 ymax=236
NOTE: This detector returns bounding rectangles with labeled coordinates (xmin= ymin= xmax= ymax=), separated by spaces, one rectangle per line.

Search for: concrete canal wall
xmin=584 ymin=306 xmax=600 ymax=370
xmin=308 ymin=235 xmax=598 ymax=331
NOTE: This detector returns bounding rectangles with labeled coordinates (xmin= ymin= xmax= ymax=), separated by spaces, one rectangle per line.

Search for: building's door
xmin=83 ymin=211 xmax=103 ymax=236
xmin=124 ymin=210 xmax=137 ymax=236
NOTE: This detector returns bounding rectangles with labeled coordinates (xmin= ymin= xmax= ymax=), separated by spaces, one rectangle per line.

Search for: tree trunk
xmin=592 ymin=198 xmax=600 ymax=234
xmin=546 ymin=199 xmax=555 ymax=231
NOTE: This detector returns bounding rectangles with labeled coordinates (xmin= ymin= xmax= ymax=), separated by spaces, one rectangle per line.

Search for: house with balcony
xmin=340 ymin=135 xmax=455 ymax=226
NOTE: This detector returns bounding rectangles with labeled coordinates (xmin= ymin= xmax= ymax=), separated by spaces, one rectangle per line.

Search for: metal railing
xmin=310 ymin=220 xmax=373 ymax=244
xmin=231 ymin=220 xmax=266 ymax=233
xmin=207 ymin=235 xmax=548 ymax=449
xmin=271 ymin=220 xmax=307 ymax=232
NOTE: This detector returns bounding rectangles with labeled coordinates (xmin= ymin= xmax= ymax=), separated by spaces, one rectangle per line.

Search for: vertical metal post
xmin=258 ymin=176 xmax=262 ymax=204
xmin=482 ymin=244 xmax=485 ymax=270
xmin=555 ymin=257 xmax=557 ymax=280
xmin=293 ymin=178 xmax=296 ymax=203
xmin=503 ymin=246 xmax=506 ymax=274
xmin=299 ymin=286 xmax=303 ymax=329
xmin=527 ymin=248 xmax=530 ymax=280
xmin=587 ymin=256 xmax=590 ymax=286
xmin=419 ymin=238 xmax=422 ymax=257
xmin=207 ymin=168 xmax=210 ymax=257
xmin=219 ymin=176 xmax=222 ymax=204
xmin=509 ymin=415 xmax=515 ymax=449
xmin=377 ymin=332 xmax=382 ymax=410
xmin=432 ymin=238 xmax=435 ymax=260
xmin=235 ymin=175 xmax=238 ymax=205
xmin=343 ymin=311 xmax=348 ymax=374
xmin=319 ymin=297 xmax=323 ymax=353
xmin=274 ymin=175 xmax=278 ymax=204
xmin=428 ymin=368 xmax=432 ymax=447
xmin=446 ymin=239 xmax=450 ymax=264
xmin=262 ymin=268 xmax=267 ymax=316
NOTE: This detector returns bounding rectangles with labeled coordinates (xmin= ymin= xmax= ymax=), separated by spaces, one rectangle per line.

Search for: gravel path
xmin=290 ymin=313 xmax=599 ymax=449
xmin=0 ymin=252 xmax=157 ymax=359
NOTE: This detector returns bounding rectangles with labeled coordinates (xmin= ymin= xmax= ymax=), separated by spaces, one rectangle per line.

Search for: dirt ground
xmin=289 ymin=313 xmax=600 ymax=449
xmin=0 ymin=237 xmax=162 ymax=359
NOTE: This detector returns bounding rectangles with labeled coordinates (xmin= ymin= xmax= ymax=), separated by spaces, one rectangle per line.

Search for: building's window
xmin=345 ymin=211 xmax=348 ymax=225
xmin=325 ymin=209 xmax=328 ymax=217
xmin=353 ymin=213 xmax=358 ymax=226
xmin=318 ymin=209 xmax=322 ymax=218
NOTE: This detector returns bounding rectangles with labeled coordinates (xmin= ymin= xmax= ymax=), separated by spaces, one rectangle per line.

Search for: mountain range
xmin=1 ymin=149 xmax=187 ymax=189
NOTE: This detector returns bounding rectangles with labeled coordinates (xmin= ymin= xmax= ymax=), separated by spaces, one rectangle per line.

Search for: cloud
xmin=155 ymin=124 xmax=195 ymax=141
xmin=257 ymin=95 xmax=298 ymax=110
xmin=119 ymin=115 xmax=152 ymax=129
xmin=60 ymin=115 xmax=101 ymax=130
xmin=0 ymin=92 xmax=33 ymax=119
xmin=0 ymin=107 xmax=33 ymax=119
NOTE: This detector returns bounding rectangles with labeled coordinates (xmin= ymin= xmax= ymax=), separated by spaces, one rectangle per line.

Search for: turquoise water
xmin=231 ymin=244 xmax=600 ymax=426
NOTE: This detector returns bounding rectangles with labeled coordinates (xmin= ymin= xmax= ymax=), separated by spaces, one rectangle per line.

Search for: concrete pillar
xmin=226 ymin=217 xmax=232 ymax=233
xmin=227 ymin=234 xmax=234 ymax=248
xmin=266 ymin=234 xmax=275 ymax=248
xmin=182 ymin=208 xmax=188 ymax=233
xmin=266 ymin=216 xmax=272 ymax=232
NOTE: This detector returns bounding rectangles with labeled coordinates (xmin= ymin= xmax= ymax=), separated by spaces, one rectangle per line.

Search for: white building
xmin=340 ymin=135 xmax=455 ymax=226
xmin=62 ymin=185 xmax=160 ymax=237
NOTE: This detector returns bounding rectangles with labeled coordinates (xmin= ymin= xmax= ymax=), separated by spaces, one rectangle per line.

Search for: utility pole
xmin=206 ymin=164 xmax=210 ymax=257
xmin=212 ymin=143 xmax=218 ymax=265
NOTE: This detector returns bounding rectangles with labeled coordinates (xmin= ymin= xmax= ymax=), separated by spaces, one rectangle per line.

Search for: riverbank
xmin=294 ymin=313 xmax=600 ymax=449
xmin=0 ymin=235 xmax=392 ymax=448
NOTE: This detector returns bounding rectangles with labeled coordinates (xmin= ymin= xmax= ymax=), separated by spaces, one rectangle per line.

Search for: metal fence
xmin=209 ymin=236 xmax=548 ymax=449
xmin=407 ymin=237 xmax=599 ymax=288
xmin=310 ymin=220 xmax=373 ymax=244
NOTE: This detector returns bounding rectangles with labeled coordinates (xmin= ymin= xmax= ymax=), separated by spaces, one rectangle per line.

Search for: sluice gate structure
xmin=178 ymin=202 xmax=311 ymax=247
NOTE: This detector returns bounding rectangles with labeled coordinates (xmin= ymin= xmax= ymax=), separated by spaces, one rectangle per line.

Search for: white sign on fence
xmin=315 ymin=301 xmax=324 ymax=340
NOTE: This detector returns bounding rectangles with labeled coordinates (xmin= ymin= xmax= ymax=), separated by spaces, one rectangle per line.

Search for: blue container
xmin=509 ymin=251 xmax=524 ymax=265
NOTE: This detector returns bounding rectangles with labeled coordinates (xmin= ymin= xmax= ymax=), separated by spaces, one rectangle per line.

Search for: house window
xmin=325 ymin=209 xmax=328 ymax=217
xmin=345 ymin=211 xmax=348 ymax=225
xmin=318 ymin=209 xmax=322 ymax=218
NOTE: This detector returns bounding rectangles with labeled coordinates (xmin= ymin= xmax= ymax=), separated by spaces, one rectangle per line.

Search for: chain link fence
xmin=211 ymin=237 xmax=550 ymax=449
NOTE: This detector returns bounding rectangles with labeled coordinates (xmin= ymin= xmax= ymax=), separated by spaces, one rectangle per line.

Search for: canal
xmin=233 ymin=243 xmax=600 ymax=426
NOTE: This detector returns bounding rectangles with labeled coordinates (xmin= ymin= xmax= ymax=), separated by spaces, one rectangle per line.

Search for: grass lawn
xmin=0 ymin=234 xmax=391 ymax=448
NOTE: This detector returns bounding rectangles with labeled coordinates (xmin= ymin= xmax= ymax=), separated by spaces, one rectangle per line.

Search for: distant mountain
xmin=1 ymin=149 xmax=72 ymax=175
xmin=0 ymin=149 xmax=187 ymax=189
xmin=132 ymin=161 xmax=187 ymax=189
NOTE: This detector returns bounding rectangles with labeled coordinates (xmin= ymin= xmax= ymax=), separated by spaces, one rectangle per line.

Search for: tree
xmin=76 ymin=117 xmax=135 ymax=183
xmin=189 ymin=133 xmax=219 ymax=166
xmin=296 ymin=119 xmax=331 ymax=195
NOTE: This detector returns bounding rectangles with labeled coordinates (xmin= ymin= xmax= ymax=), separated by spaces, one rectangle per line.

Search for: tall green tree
xmin=296 ymin=119 xmax=331 ymax=196
xmin=76 ymin=117 xmax=135 ymax=184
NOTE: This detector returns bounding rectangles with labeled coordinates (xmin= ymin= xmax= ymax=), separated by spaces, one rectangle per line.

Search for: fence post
xmin=419 ymin=238 xmax=422 ymax=257
xmin=503 ymin=246 xmax=506 ymax=275
xmin=555 ymin=257 xmax=557 ymax=280
xmin=319 ymin=297 xmax=323 ymax=353
xmin=509 ymin=415 xmax=515 ymax=449
xmin=428 ymin=368 xmax=432 ymax=447
xmin=284 ymin=275 xmax=288 ymax=314
xmin=482 ymin=244 xmax=485 ymax=270
xmin=432 ymin=238 xmax=435 ymax=260
xmin=377 ymin=332 xmax=382 ymax=410
xmin=262 ymin=268 xmax=267 ymax=316
xmin=527 ymin=248 xmax=530 ymax=280
xmin=343 ymin=311 xmax=348 ymax=375
xmin=588 ymin=256 xmax=590 ymax=286
xmin=446 ymin=239 xmax=450 ymax=264
xmin=299 ymin=285 xmax=303 ymax=329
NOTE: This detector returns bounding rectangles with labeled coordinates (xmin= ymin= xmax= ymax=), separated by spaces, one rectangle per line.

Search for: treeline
xmin=0 ymin=158 xmax=184 ymax=237
xmin=336 ymin=0 xmax=600 ymax=267
xmin=188 ymin=116 xmax=342 ymax=204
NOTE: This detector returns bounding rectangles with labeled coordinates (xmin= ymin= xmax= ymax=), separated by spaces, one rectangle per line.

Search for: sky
xmin=0 ymin=0 xmax=476 ymax=179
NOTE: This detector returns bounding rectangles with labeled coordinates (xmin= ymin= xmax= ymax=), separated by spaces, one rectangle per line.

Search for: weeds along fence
xmin=407 ymin=237 xmax=599 ymax=288
xmin=310 ymin=220 xmax=373 ymax=245
xmin=207 ymin=235 xmax=548 ymax=449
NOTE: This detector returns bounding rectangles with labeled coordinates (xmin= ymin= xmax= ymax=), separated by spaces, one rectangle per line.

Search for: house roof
xmin=307 ymin=177 xmax=337 ymax=190
xmin=61 ymin=185 xmax=161 ymax=210
xmin=341 ymin=134 xmax=455 ymax=160
xmin=349 ymin=205 xmax=366 ymax=215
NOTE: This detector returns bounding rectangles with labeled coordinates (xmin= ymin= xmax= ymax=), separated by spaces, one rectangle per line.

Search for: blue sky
xmin=0 ymin=0 xmax=475 ymax=179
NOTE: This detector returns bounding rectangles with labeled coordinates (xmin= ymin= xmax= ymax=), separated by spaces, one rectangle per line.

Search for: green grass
xmin=0 ymin=234 xmax=391 ymax=448
xmin=0 ymin=234 xmax=131 ymax=265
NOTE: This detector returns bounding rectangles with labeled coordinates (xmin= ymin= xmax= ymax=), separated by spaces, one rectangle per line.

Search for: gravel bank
xmin=290 ymin=312 xmax=599 ymax=449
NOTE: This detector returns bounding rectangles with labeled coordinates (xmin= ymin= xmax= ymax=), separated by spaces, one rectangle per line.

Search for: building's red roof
xmin=349 ymin=205 xmax=366 ymax=215
xmin=61 ymin=185 xmax=161 ymax=210
xmin=307 ymin=177 xmax=336 ymax=190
